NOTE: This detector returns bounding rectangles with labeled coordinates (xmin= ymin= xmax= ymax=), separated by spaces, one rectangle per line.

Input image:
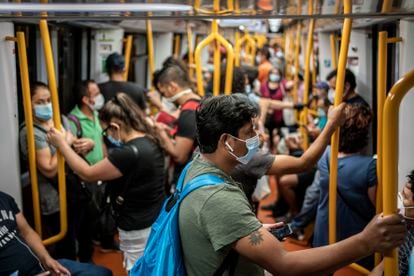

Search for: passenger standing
xmin=68 ymin=80 xmax=107 ymax=261
xmin=19 ymin=81 xmax=76 ymax=259
xmin=326 ymin=68 xmax=369 ymax=107
xmin=154 ymin=62 xmax=201 ymax=189
xmin=48 ymin=93 xmax=166 ymax=271
xmin=99 ymin=52 xmax=147 ymax=111
xmin=256 ymin=46 xmax=273 ymax=84
xmin=260 ymin=67 xmax=286 ymax=150
xmin=179 ymin=94 xmax=405 ymax=276
xmin=313 ymin=104 xmax=376 ymax=269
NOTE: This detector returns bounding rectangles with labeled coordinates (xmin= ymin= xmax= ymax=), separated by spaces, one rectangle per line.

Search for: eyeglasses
xmin=102 ymin=125 xmax=110 ymax=137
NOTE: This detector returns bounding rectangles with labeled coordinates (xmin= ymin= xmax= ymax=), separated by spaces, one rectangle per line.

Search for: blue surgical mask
xmin=34 ymin=103 xmax=53 ymax=121
xmin=245 ymin=84 xmax=252 ymax=94
xmin=107 ymin=135 xmax=123 ymax=148
xmin=269 ymin=74 xmax=281 ymax=83
xmin=225 ymin=133 xmax=260 ymax=165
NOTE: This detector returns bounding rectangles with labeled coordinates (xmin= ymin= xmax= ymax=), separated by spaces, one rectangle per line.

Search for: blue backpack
xmin=130 ymin=162 xmax=225 ymax=276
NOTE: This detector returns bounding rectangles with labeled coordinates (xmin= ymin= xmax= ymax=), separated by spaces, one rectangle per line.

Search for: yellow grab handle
xmin=187 ymin=23 xmax=195 ymax=79
xmin=123 ymin=35 xmax=133 ymax=81
xmin=328 ymin=0 xmax=352 ymax=246
xmin=382 ymin=70 xmax=414 ymax=276
xmin=8 ymin=33 xmax=43 ymax=237
xmin=146 ymin=19 xmax=155 ymax=91
xmin=39 ymin=19 xmax=67 ymax=246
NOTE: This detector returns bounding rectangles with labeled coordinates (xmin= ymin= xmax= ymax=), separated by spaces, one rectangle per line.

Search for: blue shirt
xmin=313 ymin=147 xmax=376 ymax=268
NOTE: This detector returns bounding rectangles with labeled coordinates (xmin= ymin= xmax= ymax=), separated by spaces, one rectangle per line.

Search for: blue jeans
xmin=58 ymin=259 xmax=113 ymax=276
xmin=290 ymin=170 xmax=320 ymax=231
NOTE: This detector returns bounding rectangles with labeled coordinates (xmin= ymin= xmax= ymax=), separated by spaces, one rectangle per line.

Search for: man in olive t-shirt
xmin=178 ymin=94 xmax=406 ymax=276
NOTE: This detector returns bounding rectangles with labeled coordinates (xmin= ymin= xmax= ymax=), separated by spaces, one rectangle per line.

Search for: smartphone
xmin=270 ymin=224 xmax=293 ymax=241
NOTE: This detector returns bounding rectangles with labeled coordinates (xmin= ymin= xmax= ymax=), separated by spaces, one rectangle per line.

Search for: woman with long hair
xmin=48 ymin=92 xmax=166 ymax=271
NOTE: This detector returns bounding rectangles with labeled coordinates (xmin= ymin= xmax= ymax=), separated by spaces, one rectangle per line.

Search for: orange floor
xmin=93 ymin=175 xmax=366 ymax=276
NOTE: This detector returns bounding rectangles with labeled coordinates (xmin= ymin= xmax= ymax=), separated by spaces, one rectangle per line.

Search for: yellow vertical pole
xmin=7 ymin=33 xmax=42 ymax=236
xmin=330 ymin=34 xmax=338 ymax=69
xmin=212 ymin=20 xmax=221 ymax=96
xmin=123 ymin=35 xmax=133 ymax=81
xmin=375 ymin=30 xmax=387 ymax=267
xmin=235 ymin=30 xmax=241 ymax=67
xmin=381 ymin=0 xmax=392 ymax=13
xmin=328 ymin=0 xmax=352 ymax=245
xmin=146 ymin=19 xmax=155 ymax=90
xmin=39 ymin=19 xmax=67 ymax=245
xmin=174 ymin=34 xmax=181 ymax=58
xmin=293 ymin=0 xmax=302 ymax=106
xmin=383 ymin=70 xmax=414 ymax=276
xmin=187 ymin=24 xmax=195 ymax=79
xmin=301 ymin=0 xmax=315 ymax=150
xmin=312 ymin=50 xmax=317 ymax=86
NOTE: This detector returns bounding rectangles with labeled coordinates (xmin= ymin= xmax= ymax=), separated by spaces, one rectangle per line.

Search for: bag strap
xmin=180 ymin=173 xmax=225 ymax=199
xmin=325 ymin=151 xmax=371 ymax=222
xmin=67 ymin=114 xmax=83 ymax=138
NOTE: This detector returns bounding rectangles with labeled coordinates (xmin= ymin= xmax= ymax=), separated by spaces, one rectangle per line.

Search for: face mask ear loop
xmin=225 ymin=141 xmax=234 ymax=152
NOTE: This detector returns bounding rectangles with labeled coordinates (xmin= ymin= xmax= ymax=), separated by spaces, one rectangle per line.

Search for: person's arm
xmin=267 ymin=103 xmax=346 ymax=176
xmin=36 ymin=148 xmax=58 ymax=179
xmin=157 ymin=128 xmax=194 ymax=164
xmin=233 ymin=213 xmax=406 ymax=276
xmin=16 ymin=212 xmax=70 ymax=275
xmin=47 ymin=128 xmax=122 ymax=182
xmin=368 ymin=186 xmax=377 ymax=206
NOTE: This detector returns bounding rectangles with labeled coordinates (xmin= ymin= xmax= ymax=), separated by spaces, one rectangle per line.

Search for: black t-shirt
xmin=99 ymin=80 xmax=147 ymax=110
xmin=346 ymin=94 xmax=369 ymax=107
xmin=0 ymin=191 xmax=44 ymax=275
xmin=107 ymin=137 xmax=166 ymax=231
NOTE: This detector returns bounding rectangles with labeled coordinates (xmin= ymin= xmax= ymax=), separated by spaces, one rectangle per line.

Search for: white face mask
xmin=253 ymin=79 xmax=261 ymax=92
xmin=90 ymin=94 xmax=105 ymax=111
xmin=255 ymin=56 xmax=261 ymax=64
xmin=164 ymin=88 xmax=192 ymax=103
xmin=225 ymin=133 xmax=260 ymax=165
xmin=328 ymin=88 xmax=335 ymax=103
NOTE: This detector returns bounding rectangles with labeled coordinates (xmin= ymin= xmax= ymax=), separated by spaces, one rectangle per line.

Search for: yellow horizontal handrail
xmin=383 ymin=70 xmax=414 ymax=275
xmin=195 ymin=19 xmax=234 ymax=96
xmin=39 ymin=19 xmax=67 ymax=246
xmin=123 ymin=35 xmax=133 ymax=81
xmin=7 ymin=33 xmax=43 ymax=237
xmin=235 ymin=31 xmax=256 ymax=67
xmin=349 ymin=263 xmax=370 ymax=275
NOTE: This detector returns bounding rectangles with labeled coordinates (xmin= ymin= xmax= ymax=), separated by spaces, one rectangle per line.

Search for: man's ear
xmin=81 ymin=95 xmax=90 ymax=106
xmin=220 ymin=133 xmax=233 ymax=152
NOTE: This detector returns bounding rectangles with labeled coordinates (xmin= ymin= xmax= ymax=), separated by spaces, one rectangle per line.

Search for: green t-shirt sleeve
xmin=199 ymin=186 xmax=262 ymax=251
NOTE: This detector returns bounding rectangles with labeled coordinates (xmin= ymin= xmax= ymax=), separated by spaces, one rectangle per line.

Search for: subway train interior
xmin=1 ymin=0 xmax=414 ymax=275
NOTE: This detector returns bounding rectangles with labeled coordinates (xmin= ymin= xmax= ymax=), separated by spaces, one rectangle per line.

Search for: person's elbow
xmin=75 ymin=167 xmax=98 ymax=182
xmin=298 ymin=156 xmax=314 ymax=172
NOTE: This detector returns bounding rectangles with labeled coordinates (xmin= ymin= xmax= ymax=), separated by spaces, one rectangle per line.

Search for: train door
xmin=0 ymin=22 xmax=20 ymax=205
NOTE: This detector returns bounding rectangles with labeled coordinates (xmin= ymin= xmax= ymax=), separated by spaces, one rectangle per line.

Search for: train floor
xmin=91 ymin=176 xmax=365 ymax=276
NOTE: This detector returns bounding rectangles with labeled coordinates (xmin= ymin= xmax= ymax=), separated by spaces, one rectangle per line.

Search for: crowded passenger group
xmin=3 ymin=42 xmax=411 ymax=276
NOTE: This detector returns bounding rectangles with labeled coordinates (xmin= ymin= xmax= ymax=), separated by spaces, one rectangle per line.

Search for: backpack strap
xmin=67 ymin=114 xmax=83 ymax=138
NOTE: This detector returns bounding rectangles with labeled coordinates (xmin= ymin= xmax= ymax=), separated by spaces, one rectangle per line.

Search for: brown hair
xmin=99 ymin=93 xmax=161 ymax=146
xmin=339 ymin=104 xmax=373 ymax=154
xmin=30 ymin=81 xmax=49 ymax=98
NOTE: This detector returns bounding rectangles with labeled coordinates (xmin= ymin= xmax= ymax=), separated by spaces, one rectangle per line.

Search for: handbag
xmin=95 ymin=145 xmax=139 ymax=237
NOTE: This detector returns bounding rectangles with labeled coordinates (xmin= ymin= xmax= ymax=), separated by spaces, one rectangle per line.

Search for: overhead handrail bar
xmin=195 ymin=19 xmax=234 ymax=96
xmin=39 ymin=19 xmax=67 ymax=246
xmin=382 ymin=68 xmax=414 ymax=276
xmin=194 ymin=0 xmax=234 ymax=14
xmin=6 ymin=33 xmax=42 ymax=236
xmin=235 ymin=30 xmax=256 ymax=67
xmin=123 ymin=35 xmax=133 ymax=81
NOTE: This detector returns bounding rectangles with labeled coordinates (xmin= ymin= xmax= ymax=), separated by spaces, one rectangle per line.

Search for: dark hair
xmin=219 ymin=65 xmax=246 ymax=94
xmin=106 ymin=53 xmax=125 ymax=75
xmin=30 ymin=81 xmax=49 ymax=98
xmin=196 ymin=94 xmax=258 ymax=153
xmin=74 ymin=80 xmax=96 ymax=107
xmin=408 ymin=171 xmax=414 ymax=197
xmin=326 ymin=68 xmax=357 ymax=90
xmin=99 ymin=93 xmax=160 ymax=145
xmin=157 ymin=63 xmax=192 ymax=89
xmin=242 ymin=65 xmax=259 ymax=86
xmin=162 ymin=56 xmax=188 ymax=74
xmin=258 ymin=46 xmax=271 ymax=60
xmin=339 ymin=104 xmax=373 ymax=153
